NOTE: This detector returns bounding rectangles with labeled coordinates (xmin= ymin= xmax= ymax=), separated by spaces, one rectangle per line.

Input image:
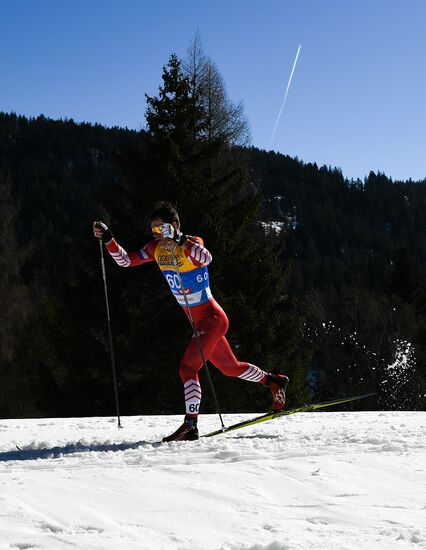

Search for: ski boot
xmin=162 ymin=416 xmax=199 ymax=442
xmin=266 ymin=374 xmax=289 ymax=412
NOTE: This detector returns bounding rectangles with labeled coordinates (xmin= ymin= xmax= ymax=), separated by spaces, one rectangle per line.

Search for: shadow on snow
xmin=0 ymin=439 xmax=163 ymax=462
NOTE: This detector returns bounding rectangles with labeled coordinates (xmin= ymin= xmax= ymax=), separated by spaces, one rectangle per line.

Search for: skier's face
xmin=151 ymin=218 xmax=179 ymax=251
xmin=151 ymin=218 xmax=163 ymax=235
xmin=151 ymin=218 xmax=166 ymax=236
xmin=151 ymin=218 xmax=179 ymax=234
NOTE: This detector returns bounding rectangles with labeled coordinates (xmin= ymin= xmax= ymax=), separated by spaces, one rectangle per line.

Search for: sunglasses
xmin=152 ymin=225 xmax=163 ymax=235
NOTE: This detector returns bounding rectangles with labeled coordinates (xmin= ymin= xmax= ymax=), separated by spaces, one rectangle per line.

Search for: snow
xmin=259 ymin=221 xmax=286 ymax=234
xmin=1 ymin=411 xmax=425 ymax=550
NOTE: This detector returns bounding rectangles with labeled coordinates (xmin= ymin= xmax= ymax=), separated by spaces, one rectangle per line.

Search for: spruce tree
xmin=122 ymin=53 xmax=309 ymax=411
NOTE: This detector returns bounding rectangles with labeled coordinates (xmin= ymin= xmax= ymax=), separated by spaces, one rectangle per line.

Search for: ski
xmin=203 ymin=392 xmax=376 ymax=438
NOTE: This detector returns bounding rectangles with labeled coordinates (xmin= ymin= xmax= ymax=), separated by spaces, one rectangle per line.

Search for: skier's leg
xmin=209 ymin=336 xmax=289 ymax=411
xmin=179 ymin=313 xmax=229 ymax=418
xmin=182 ymin=300 xmax=266 ymax=384
xmin=209 ymin=336 xmax=268 ymax=383
xmin=163 ymin=322 xmax=228 ymax=442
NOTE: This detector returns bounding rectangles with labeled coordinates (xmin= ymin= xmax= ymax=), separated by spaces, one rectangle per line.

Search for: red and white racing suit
xmin=106 ymin=236 xmax=268 ymax=417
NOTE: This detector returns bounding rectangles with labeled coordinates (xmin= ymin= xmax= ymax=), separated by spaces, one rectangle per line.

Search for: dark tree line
xmin=248 ymin=149 xmax=426 ymax=409
xmin=0 ymin=49 xmax=425 ymax=419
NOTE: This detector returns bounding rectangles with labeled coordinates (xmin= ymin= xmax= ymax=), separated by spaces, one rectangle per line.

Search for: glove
xmin=93 ymin=221 xmax=113 ymax=242
xmin=161 ymin=223 xmax=187 ymax=245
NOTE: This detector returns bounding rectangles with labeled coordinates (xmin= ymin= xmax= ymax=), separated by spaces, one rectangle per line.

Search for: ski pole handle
xmin=93 ymin=221 xmax=113 ymax=242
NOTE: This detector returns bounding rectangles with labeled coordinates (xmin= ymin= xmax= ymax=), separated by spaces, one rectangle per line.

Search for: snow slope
xmin=0 ymin=411 xmax=425 ymax=550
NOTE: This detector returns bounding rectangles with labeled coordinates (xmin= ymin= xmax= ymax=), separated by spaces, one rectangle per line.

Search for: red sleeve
xmin=184 ymin=236 xmax=213 ymax=267
xmin=105 ymin=238 xmax=156 ymax=267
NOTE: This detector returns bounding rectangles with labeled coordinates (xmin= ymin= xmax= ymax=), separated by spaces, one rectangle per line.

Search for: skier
xmin=93 ymin=202 xmax=289 ymax=441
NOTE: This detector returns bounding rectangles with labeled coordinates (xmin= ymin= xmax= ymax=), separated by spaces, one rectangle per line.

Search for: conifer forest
xmin=1 ymin=50 xmax=425 ymax=418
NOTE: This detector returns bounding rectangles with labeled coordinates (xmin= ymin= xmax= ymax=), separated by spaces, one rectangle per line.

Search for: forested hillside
xmin=249 ymin=149 xmax=426 ymax=408
xmin=1 ymin=54 xmax=425 ymax=418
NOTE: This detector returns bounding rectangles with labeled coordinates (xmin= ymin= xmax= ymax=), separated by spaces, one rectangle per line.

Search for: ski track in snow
xmin=0 ymin=411 xmax=425 ymax=550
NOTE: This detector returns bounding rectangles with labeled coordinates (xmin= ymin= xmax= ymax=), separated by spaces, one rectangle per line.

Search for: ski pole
xmin=97 ymin=237 xmax=122 ymax=428
xmin=170 ymin=249 xmax=226 ymax=431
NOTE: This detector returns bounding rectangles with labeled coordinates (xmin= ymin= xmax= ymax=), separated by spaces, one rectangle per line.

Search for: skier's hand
xmin=93 ymin=221 xmax=113 ymax=242
xmin=160 ymin=223 xmax=187 ymax=246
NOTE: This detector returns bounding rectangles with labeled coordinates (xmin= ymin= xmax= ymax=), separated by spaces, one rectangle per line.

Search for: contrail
xmin=270 ymin=44 xmax=302 ymax=148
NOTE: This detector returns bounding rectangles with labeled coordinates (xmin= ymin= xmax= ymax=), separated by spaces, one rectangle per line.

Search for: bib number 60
xmin=196 ymin=272 xmax=209 ymax=283
xmin=166 ymin=273 xmax=181 ymax=289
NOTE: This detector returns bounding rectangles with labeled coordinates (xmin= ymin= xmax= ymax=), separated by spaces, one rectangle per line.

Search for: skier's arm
xmin=93 ymin=221 xmax=155 ymax=267
xmin=182 ymin=236 xmax=212 ymax=267
xmin=105 ymin=239 xmax=155 ymax=267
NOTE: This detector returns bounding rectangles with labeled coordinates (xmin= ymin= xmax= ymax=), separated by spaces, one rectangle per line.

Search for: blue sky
xmin=1 ymin=0 xmax=425 ymax=181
